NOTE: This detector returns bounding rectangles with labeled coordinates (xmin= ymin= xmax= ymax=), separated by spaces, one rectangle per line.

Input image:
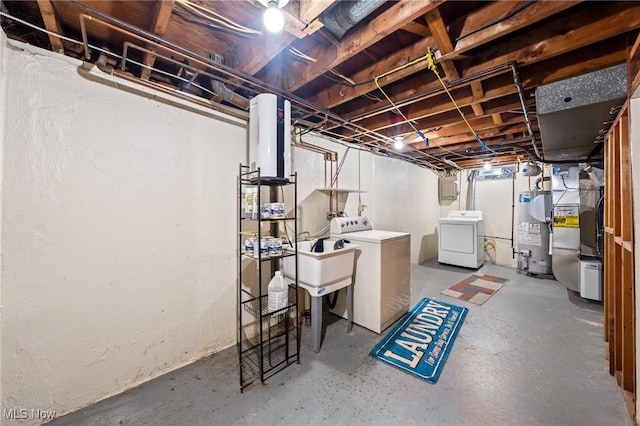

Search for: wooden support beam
xmin=425 ymin=8 xmax=459 ymax=81
xmin=492 ymin=113 xmax=503 ymax=125
xmin=437 ymin=1 xmax=582 ymax=62
xmin=470 ymin=81 xmax=485 ymax=116
xmin=629 ymin=33 xmax=640 ymax=93
xmin=618 ymin=113 xmax=634 ymax=393
xmin=401 ymin=21 xmax=431 ymax=38
xmin=309 ymin=37 xmax=433 ymax=108
xmin=413 ymin=122 xmax=532 ymax=149
xmin=141 ymin=0 xmax=175 ymax=81
xmin=462 ymin=2 xmax=640 ymax=78
xmin=264 ymin=0 xmax=441 ymax=91
xmin=36 ymin=0 xmax=65 ymax=54
xmin=299 ymin=0 xmax=335 ymax=23
xmin=342 ymin=83 xmax=518 ymax=135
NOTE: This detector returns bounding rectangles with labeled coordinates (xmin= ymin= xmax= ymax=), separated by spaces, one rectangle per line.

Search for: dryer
xmin=438 ymin=210 xmax=484 ymax=269
xmin=328 ymin=216 xmax=411 ymax=334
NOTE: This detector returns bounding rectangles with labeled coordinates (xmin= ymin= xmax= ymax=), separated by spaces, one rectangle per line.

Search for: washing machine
xmin=328 ymin=216 xmax=411 ymax=334
xmin=438 ymin=210 xmax=484 ymax=269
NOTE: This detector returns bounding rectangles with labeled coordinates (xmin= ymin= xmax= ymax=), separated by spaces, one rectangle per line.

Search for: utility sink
xmin=283 ymin=239 xmax=358 ymax=294
xmin=283 ymin=239 xmax=358 ymax=354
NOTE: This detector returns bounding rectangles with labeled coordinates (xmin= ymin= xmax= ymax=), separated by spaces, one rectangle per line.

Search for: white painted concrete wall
xmin=437 ymin=166 xmax=547 ymax=268
xmin=0 ymin=39 xmax=246 ymax=422
xmin=292 ymin=134 xmax=440 ymax=265
xmin=0 ymin=38 xmax=444 ymax=421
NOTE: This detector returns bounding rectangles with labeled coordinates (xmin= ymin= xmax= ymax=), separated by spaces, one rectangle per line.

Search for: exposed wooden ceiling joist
xmin=140 ymin=0 xmax=175 ymax=80
xmin=36 ymin=0 xmax=65 ymax=53
xmin=2 ymin=0 xmax=636 ymax=171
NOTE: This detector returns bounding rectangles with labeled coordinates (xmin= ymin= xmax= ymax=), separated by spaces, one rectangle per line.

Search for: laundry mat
xmin=441 ymin=274 xmax=509 ymax=305
xmin=370 ymin=298 xmax=467 ymax=383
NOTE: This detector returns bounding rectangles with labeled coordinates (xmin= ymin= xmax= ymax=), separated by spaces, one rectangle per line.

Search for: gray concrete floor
xmin=52 ymin=260 xmax=633 ymax=425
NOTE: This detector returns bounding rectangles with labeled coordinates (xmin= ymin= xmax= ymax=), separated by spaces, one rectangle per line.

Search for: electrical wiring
xmin=373 ymin=54 xmax=432 ymax=146
xmin=455 ymin=1 xmax=535 ymax=42
xmin=175 ymin=0 xmax=261 ymax=35
xmin=314 ymin=126 xmax=446 ymax=171
xmin=561 ymin=174 xmax=579 ymax=190
xmin=363 ymin=93 xmax=382 ymax=102
xmin=0 ymin=11 xmax=217 ymax=98
xmin=289 ymin=47 xmax=317 ymax=62
xmin=372 ymin=52 xmax=488 ymax=166
xmin=329 ymin=69 xmax=356 ymax=86
xmin=426 ymin=48 xmax=497 ymax=156
xmin=3 ymin=10 xmax=451 ymax=172
xmin=321 ymin=72 xmax=354 ymax=86
xmin=1 ymin=10 xmax=86 ymax=47
xmin=172 ymin=8 xmax=257 ymax=38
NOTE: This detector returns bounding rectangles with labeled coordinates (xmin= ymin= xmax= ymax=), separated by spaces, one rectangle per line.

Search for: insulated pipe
xmin=508 ymin=61 xmax=541 ymax=159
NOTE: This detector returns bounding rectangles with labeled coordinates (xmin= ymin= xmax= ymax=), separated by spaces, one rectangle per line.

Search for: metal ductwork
xmin=323 ymin=0 xmax=386 ymax=39
xmin=536 ymin=64 xmax=627 ymax=161
xmin=210 ymin=54 xmax=250 ymax=110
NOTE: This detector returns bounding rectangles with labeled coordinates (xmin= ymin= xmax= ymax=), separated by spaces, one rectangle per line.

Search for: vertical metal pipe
xmin=511 ymin=169 xmax=516 ymax=257
xmin=509 ymin=61 xmax=541 ymax=158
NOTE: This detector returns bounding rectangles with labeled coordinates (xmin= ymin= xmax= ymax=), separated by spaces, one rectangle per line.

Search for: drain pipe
xmin=509 ymin=61 xmax=541 ymax=159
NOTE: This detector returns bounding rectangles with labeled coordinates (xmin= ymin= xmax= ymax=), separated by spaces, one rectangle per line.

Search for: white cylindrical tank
xmin=249 ymin=93 xmax=291 ymax=180
xmin=517 ymin=190 xmax=553 ymax=274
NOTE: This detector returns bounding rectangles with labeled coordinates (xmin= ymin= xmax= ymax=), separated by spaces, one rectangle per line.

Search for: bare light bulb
xmin=393 ymin=137 xmax=404 ymax=150
xmin=483 ymin=161 xmax=492 ymax=170
xmin=264 ymin=1 xmax=284 ymax=33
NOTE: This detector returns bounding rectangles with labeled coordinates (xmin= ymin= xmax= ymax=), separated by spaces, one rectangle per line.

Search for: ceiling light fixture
xmin=483 ymin=159 xmax=492 ymax=170
xmin=262 ymin=0 xmax=287 ymax=33
xmin=393 ymin=136 xmax=404 ymax=150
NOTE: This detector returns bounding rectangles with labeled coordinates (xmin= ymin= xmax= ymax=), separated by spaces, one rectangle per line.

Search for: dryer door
xmin=439 ymin=222 xmax=476 ymax=254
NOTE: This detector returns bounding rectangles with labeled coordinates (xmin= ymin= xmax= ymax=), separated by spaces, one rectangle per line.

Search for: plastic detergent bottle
xmin=268 ymin=271 xmax=288 ymax=312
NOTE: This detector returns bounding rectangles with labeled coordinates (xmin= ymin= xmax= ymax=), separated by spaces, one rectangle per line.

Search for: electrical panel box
xmin=439 ymin=177 xmax=458 ymax=200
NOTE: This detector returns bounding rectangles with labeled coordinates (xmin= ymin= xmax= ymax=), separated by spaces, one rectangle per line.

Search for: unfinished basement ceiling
xmin=1 ymin=0 xmax=639 ymax=171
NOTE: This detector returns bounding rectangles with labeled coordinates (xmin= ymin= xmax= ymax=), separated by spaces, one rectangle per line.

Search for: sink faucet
xmin=333 ymin=239 xmax=350 ymax=250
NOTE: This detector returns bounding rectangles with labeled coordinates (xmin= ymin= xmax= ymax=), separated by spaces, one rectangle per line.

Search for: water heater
xmin=249 ymin=93 xmax=291 ymax=181
xmin=517 ymin=190 xmax=553 ymax=275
